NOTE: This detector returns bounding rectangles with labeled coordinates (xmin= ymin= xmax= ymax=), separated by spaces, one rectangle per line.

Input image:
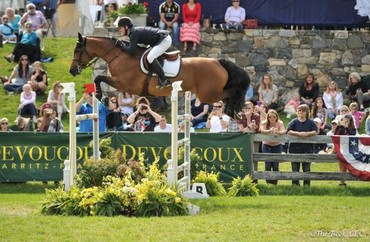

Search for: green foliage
xmin=77 ymin=137 xmax=123 ymax=188
xmin=76 ymin=157 xmax=120 ymax=188
xmin=118 ymin=3 xmax=147 ymax=15
xmin=178 ymin=147 xmax=202 ymax=179
xmin=193 ymin=171 xmax=226 ymax=196
xmin=228 ymin=175 xmax=259 ymax=197
xmin=40 ymin=161 xmax=188 ymax=217
xmin=90 ymin=137 xmax=116 ymax=159
xmin=116 ymin=159 xmax=146 ymax=184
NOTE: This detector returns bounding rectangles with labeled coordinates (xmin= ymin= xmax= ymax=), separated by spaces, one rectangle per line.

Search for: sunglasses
xmin=1 ymin=122 xmax=8 ymax=125
xmin=232 ymin=0 xmax=240 ymax=2
xmin=213 ymin=105 xmax=222 ymax=108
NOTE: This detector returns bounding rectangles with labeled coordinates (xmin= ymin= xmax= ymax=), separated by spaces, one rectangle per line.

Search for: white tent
xmin=57 ymin=0 xmax=137 ymax=37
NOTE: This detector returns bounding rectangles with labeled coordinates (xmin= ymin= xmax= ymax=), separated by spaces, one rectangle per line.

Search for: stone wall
xmin=199 ymin=29 xmax=370 ymax=102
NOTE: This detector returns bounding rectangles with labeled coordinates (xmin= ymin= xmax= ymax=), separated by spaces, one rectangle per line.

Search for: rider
xmin=117 ymin=17 xmax=171 ymax=88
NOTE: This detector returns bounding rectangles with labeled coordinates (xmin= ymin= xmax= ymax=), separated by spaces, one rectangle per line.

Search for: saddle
xmin=140 ymin=48 xmax=182 ymax=78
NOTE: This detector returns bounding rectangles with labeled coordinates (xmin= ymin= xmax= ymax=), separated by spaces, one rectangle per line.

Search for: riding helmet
xmin=118 ymin=17 xmax=134 ymax=28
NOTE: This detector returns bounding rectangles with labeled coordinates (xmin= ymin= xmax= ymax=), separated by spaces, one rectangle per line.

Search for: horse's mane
xmin=85 ymin=36 xmax=148 ymax=53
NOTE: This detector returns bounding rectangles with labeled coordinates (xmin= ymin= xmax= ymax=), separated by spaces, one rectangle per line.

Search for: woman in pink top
xmin=284 ymin=91 xmax=301 ymax=119
xmin=259 ymin=109 xmax=286 ymax=185
xmin=180 ymin=0 xmax=202 ymax=52
xmin=16 ymin=83 xmax=37 ymax=123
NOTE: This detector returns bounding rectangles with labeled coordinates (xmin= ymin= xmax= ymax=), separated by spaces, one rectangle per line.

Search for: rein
xmin=73 ymin=37 xmax=120 ymax=71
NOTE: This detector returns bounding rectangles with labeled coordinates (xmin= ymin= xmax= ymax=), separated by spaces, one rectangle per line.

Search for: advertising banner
xmin=0 ymin=132 xmax=251 ymax=182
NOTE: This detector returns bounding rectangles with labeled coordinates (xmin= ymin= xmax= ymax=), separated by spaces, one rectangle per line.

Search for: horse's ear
xmin=78 ymin=32 xmax=83 ymax=43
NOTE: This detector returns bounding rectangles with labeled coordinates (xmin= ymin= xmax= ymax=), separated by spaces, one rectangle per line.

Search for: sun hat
xmin=313 ymin=117 xmax=322 ymax=124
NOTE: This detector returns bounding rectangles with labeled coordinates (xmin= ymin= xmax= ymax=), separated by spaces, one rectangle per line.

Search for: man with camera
xmin=127 ymin=97 xmax=162 ymax=132
xmin=76 ymin=93 xmax=115 ymax=132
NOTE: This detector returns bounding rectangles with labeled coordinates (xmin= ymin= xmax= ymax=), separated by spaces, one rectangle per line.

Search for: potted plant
xmin=117 ymin=2 xmax=148 ymax=26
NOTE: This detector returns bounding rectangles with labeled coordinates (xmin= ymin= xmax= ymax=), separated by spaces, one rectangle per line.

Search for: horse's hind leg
xmin=94 ymin=75 xmax=110 ymax=100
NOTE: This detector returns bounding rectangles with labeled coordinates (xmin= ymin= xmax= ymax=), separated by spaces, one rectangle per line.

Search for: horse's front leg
xmin=94 ymin=75 xmax=112 ymax=100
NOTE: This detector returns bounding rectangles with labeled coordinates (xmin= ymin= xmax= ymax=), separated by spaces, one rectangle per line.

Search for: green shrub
xmin=77 ymin=137 xmax=124 ymax=188
xmin=41 ymin=159 xmax=188 ymax=217
xmin=116 ymin=159 xmax=146 ymax=184
xmin=228 ymin=175 xmax=259 ymax=197
xmin=136 ymin=179 xmax=188 ymax=217
xmin=76 ymin=157 xmax=120 ymax=188
xmin=193 ymin=171 xmax=226 ymax=196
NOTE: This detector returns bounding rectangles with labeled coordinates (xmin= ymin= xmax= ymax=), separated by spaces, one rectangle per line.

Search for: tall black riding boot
xmin=151 ymin=59 xmax=170 ymax=88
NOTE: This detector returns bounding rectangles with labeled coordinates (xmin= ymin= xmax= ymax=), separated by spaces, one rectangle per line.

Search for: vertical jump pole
xmin=167 ymin=81 xmax=183 ymax=186
xmin=61 ymin=82 xmax=77 ymax=190
xmin=61 ymin=83 xmax=100 ymax=191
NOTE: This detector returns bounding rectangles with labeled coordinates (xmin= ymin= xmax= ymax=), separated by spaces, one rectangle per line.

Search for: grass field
xmin=0 ymin=38 xmax=92 ymax=131
xmin=0 ymin=182 xmax=369 ymax=241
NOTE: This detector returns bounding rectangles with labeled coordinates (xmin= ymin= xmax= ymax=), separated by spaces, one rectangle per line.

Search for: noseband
xmin=72 ymin=40 xmax=98 ymax=73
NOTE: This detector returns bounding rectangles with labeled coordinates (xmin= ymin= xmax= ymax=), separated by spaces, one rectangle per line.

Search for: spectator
xmin=349 ymin=102 xmax=365 ymax=131
xmin=4 ymin=21 xmax=40 ymax=63
xmin=6 ymin=8 xmax=21 ymax=42
xmin=287 ymin=104 xmax=317 ymax=186
xmin=284 ymin=91 xmax=300 ymax=119
xmin=19 ymin=3 xmax=47 ymax=36
xmin=227 ymin=118 xmax=240 ymax=132
xmin=3 ymin=55 xmax=34 ymax=94
xmin=255 ymin=102 xmax=267 ymax=122
xmin=0 ymin=15 xmax=17 ymax=43
xmin=334 ymin=114 xmax=357 ymax=186
xmin=238 ymin=101 xmax=260 ymax=133
xmin=325 ymin=120 xmax=338 ymax=154
xmin=159 ymin=0 xmax=180 ymax=47
xmin=118 ymin=92 xmax=136 ymax=116
xmin=106 ymin=96 xmax=122 ymax=131
xmin=36 ymin=103 xmax=63 ymax=132
xmin=76 ymin=93 xmax=114 ymax=132
xmin=311 ymin=97 xmax=328 ymax=131
xmin=206 ymin=101 xmax=230 ymax=133
xmin=127 ymin=97 xmax=162 ymax=132
xmin=47 ymin=81 xmax=69 ymax=120
xmin=222 ymin=0 xmax=245 ymax=30
xmin=260 ymin=109 xmax=286 ymax=185
xmin=178 ymin=120 xmax=195 ymax=133
xmin=323 ymin=80 xmax=343 ymax=119
xmin=180 ymin=0 xmax=201 ymax=52
xmin=313 ymin=117 xmax=327 ymax=153
xmin=190 ymin=95 xmax=209 ymax=129
xmin=346 ymin=72 xmax=370 ymax=111
xmin=29 ymin=61 xmax=48 ymax=95
xmin=0 ymin=118 xmax=13 ymax=132
xmin=299 ymin=73 xmax=319 ymax=107
xmin=16 ymin=83 xmax=38 ymax=124
xmin=28 ymin=0 xmax=47 ymax=14
xmin=154 ymin=115 xmax=172 ymax=132
xmin=118 ymin=113 xmax=133 ymax=131
xmin=334 ymin=105 xmax=350 ymax=124
xmin=258 ymin=74 xmax=278 ymax=110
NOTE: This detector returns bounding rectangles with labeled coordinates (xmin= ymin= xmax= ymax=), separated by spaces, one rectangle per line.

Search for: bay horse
xmin=69 ymin=33 xmax=250 ymax=117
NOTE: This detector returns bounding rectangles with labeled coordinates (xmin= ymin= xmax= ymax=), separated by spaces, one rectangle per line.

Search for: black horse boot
xmin=151 ymin=59 xmax=170 ymax=88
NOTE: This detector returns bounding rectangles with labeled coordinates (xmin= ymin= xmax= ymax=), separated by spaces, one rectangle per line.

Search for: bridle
xmin=72 ymin=37 xmax=118 ymax=74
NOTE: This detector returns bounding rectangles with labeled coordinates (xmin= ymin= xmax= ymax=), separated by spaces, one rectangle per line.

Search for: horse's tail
xmin=218 ymin=59 xmax=250 ymax=117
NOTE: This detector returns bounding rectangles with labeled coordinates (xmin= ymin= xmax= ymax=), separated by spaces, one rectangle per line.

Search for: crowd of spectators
xmin=1 ymin=0 xmax=369 ymax=187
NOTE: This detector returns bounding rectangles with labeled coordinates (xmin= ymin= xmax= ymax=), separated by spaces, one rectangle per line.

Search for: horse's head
xmin=69 ymin=33 xmax=94 ymax=76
